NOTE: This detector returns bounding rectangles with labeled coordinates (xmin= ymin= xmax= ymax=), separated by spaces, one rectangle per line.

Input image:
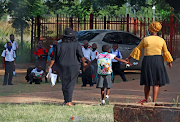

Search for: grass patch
xmin=0 ymin=104 xmax=114 ymax=122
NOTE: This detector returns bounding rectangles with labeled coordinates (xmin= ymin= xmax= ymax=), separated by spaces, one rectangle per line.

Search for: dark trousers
xmin=29 ymin=73 xmax=41 ymax=84
xmin=112 ymin=62 xmax=127 ymax=81
xmin=82 ymin=61 xmax=92 ymax=86
xmin=3 ymin=61 xmax=14 ymax=85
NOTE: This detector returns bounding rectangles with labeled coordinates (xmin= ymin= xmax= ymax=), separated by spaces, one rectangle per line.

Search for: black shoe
xmin=90 ymin=84 xmax=93 ymax=87
xmin=2 ymin=84 xmax=6 ymax=86
xmin=35 ymin=82 xmax=40 ymax=84
xmin=8 ymin=83 xmax=14 ymax=85
xmin=29 ymin=82 xmax=32 ymax=84
xmin=81 ymin=85 xmax=86 ymax=87
xmin=123 ymin=80 xmax=128 ymax=82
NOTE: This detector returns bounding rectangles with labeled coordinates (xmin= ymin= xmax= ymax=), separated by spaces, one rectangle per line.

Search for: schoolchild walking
xmin=86 ymin=45 xmax=131 ymax=105
xmin=4 ymin=34 xmax=18 ymax=76
xmin=2 ymin=42 xmax=16 ymax=85
xmin=111 ymin=44 xmax=127 ymax=82
xmin=47 ymin=40 xmax=60 ymax=83
xmin=91 ymin=43 xmax=99 ymax=84
xmin=34 ymin=40 xmax=48 ymax=82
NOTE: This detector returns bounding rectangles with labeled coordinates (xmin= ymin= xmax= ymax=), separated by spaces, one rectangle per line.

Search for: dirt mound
xmin=166 ymin=58 xmax=180 ymax=82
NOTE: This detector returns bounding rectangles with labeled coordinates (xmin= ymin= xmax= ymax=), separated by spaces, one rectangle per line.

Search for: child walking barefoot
xmin=86 ymin=45 xmax=131 ymax=105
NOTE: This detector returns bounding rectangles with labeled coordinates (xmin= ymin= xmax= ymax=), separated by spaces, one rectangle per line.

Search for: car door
xmin=120 ymin=33 xmax=143 ymax=70
xmin=101 ymin=32 xmax=130 ymax=69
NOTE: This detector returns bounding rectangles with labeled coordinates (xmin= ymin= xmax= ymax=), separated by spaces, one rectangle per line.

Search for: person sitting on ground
xmin=34 ymin=40 xmax=48 ymax=82
xmin=47 ymin=40 xmax=60 ymax=83
xmin=111 ymin=44 xmax=127 ymax=82
xmin=1 ymin=42 xmax=16 ymax=86
xmin=85 ymin=45 xmax=131 ymax=105
xmin=29 ymin=66 xmax=46 ymax=84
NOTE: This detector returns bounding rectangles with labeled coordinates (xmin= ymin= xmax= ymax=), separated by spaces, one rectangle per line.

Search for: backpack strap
xmin=5 ymin=50 xmax=7 ymax=57
xmin=47 ymin=47 xmax=53 ymax=62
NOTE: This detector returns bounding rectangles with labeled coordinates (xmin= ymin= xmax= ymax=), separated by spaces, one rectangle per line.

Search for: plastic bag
xmin=46 ymin=68 xmax=57 ymax=87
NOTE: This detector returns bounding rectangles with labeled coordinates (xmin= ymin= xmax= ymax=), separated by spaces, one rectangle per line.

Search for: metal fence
xmin=32 ymin=14 xmax=180 ymax=60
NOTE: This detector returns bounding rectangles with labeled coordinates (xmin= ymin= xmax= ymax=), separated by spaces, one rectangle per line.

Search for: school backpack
xmin=97 ymin=52 xmax=112 ymax=75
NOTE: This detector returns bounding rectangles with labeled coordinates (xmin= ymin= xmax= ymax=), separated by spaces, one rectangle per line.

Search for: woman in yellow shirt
xmin=126 ymin=21 xmax=173 ymax=103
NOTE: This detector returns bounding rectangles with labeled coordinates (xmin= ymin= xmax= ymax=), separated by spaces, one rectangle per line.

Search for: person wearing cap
xmin=126 ymin=21 xmax=173 ymax=103
xmin=48 ymin=28 xmax=87 ymax=106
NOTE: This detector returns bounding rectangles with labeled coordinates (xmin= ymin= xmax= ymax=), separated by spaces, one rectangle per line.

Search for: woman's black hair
xmin=62 ymin=36 xmax=77 ymax=42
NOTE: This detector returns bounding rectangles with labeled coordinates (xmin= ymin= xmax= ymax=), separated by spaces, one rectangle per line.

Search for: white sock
xmin=106 ymin=95 xmax=109 ymax=99
xmin=13 ymin=71 xmax=15 ymax=75
xmin=102 ymin=100 xmax=105 ymax=104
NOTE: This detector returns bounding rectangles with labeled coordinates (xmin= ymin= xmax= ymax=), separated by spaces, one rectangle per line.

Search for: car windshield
xmin=76 ymin=31 xmax=100 ymax=42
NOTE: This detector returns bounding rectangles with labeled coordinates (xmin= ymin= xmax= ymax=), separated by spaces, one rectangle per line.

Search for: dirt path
xmin=0 ymin=61 xmax=179 ymax=105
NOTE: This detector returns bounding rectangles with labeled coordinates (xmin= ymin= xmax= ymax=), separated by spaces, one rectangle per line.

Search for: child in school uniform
xmin=29 ymin=65 xmax=46 ymax=84
xmin=81 ymin=40 xmax=93 ymax=87
xmin=34 ymin=40 xmax=48 ymax=82
xmin=4 ymin=34 xmax=18 ymax=76
xmin=111 ymin=44 xmax=127 ymax=82
xmin=91 ymin=43 xmax=99 ymax=84
xmin=86 ymin=45 xmax=131 ymax=105
xmin=47 ymin=40 xmax=60 ymax=83
xmin=1 ymin=42 xmax=16 ymax=85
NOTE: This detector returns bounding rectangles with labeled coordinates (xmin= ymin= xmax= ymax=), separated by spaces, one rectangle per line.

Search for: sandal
xmin=136 ymin=99 xmax=147 ymax=105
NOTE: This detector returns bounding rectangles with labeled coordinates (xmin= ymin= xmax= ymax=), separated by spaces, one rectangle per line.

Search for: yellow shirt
xmin=130 ymin=36 xmax=173 ymax=62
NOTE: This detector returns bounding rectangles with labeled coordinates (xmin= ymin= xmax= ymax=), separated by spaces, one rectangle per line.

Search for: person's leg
xmin=82 ymin=62 xmax=87 ymax=86
xmin=101 ymin=87 xmax=105 ymax=100
xmin=105 ymin=88 xmax=110 ymax=104
xmin=112 ymin=62 xmax=116 ymax=83
xmin=87 ymin=65 xmax=93 ymax=86
xmin=144 ymin=85 xmax=150 ymax=102
xmin=153 ymin=85 xmax=159 ymax=102
xmin=29 ymin=73 xmax=34 ymax=84
xmin=106 ymin=88 xmax=110 ymax=96
xmin=13 ymin=51 xmax=16 ymax=76
xmin=115 ymin=63 xmax=127 ymax=81
xmin=3 ymin=62 xmax=8 ymax=85
xmin=8 ymin=62 xmax=14 ymax=85
xmin=92 ymin=63 xmax=98 ymax=84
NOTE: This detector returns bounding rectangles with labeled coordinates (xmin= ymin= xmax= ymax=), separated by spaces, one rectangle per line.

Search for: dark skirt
xmin=36 ymin=58 xmax=46 ymax=70
xmin=96 ymin=75 xmax=113 ymax=88
xmin=140 ymin=55 xmax=170 ymax=87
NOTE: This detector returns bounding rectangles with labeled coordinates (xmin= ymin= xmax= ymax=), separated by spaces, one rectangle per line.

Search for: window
xmin=121 ymin=33 xmax=141 ymax=45
xmin=76 ymin=31 xmax=100 ymax=42
xmin=102 ymin=33 xmax=122 ymax=44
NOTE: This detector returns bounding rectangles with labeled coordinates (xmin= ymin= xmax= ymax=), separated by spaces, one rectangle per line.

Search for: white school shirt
xmin=91 ymin=50 xmax=99 ymax=61
xmin=82 ymin=47 xmax=91 ymax=61
xmin=111 ymin=50 xmax=123 ymax=62
xmin=96 ymin=53 xmax=116 ymax=61
xmin=1 ymin=49 xmax=16 ymax=62
xmin=4 ymin=40 xmax=18 ymax=51
xmin=31 ymin=68 xmax=44 ymax=78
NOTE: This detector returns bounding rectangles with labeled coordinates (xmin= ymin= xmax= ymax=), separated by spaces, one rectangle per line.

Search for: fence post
xmin=134 ymin=18 xmax=137 ymax=35
xmin=104 ymin=16 xmax=106 ymax=29
xmin=90 ymin=14 xmax=93 ymax=29
xmin=162 ymin=18 xmax=165 ymax=39
xmin=69 ymin=16 xmax=73 ymax=29
xmin=31 ymin=16 xmax=34 ymax=63
xmin=170 ymin=14 xmax=174 ymax=55
xmin=127 ymin=14 xmax=129 ymax=32
xmin=57 ymin=14 xmax=59 ymax=41
xmin=37 ymin=15 xmax=40 ymax=41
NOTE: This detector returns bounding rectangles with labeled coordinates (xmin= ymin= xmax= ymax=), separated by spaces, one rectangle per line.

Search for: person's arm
xmin=162 ymin=41 xmax=173 ymax=68
xmin=126 ymin=39 xmax=144 ymax=61
xmin=14 ymin=51 xmax=16 ymax=66
xmin=114 ymin=57 xmax=129 ymax=64
xmin=1 ymin=50 xmax=5 ymax=68
xmin=33 ymin=73 xmax=40 ymax=79
xmin=48 ymin=46 xmax=57 ymax=71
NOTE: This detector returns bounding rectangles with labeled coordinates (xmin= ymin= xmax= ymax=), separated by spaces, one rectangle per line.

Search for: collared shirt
xmin=34 ymin=47 xmax=48 ymax=58
xmin=82 ymin=47 xmax=91 ymax=61
xmin=91 ymin=50 xmax=99 ymax=61
xmin=111 ymin=50 xmax=122 ymax=62
xmin=1 ymin=49 xmax=16 ymax=62
xmin=31 ymin=68 xmax=44 ymax=79
xmin=4 ymin=40 xmax=18 ymax=51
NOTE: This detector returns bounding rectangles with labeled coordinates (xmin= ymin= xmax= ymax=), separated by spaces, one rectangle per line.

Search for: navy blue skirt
xmin=140 ymin=55 xmax=170 ymax=87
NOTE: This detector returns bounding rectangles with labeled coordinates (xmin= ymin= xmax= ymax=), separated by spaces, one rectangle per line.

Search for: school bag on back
xmin=97 ymin=52 xmax=112 ymax=75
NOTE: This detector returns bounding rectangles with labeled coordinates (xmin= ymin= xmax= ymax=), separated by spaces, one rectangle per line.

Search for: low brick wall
xmin=114 ymin=103 xmax=180 ymax=122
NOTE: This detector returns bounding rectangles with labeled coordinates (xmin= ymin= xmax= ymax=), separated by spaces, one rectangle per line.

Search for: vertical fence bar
xmin=170 ymin=15 xmax=174 ymax=55
xmin=104 ymin=16 xmax=106 ymax=29
xmin=134 ymin=18 xmax=137 ymax=35
xmin=127 ymin=14 xmax=129 ymax=32
xmin=37 ymin=15 xmax=40 ymax=41
xmin=162 ymin=18 xmax=165 ymax=39
xmin=95 ymin=16 xmax=97 ymax=29
xmin=90 ymin=14 xmax=93 ymax=29
xmin=140 ymin=18 xmax=142 ymax=38
xmin=143 ymin=18 xmax=145 ymax=37
xmin=31 ymin=16 xmax=34 ymax=63
xmin=57 ymin=14 xmax=59 ymax=41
